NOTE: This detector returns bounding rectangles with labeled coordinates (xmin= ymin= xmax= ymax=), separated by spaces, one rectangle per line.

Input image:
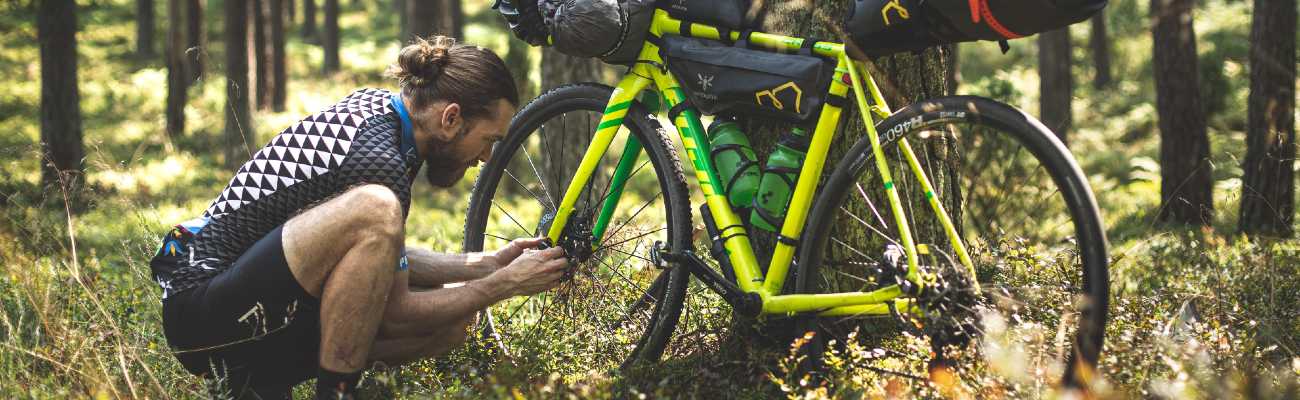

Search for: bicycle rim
xmin=463 ymin=84 xmax=691 ymax=380
xmin=797 ymin=96 xmax=1109 ymax=391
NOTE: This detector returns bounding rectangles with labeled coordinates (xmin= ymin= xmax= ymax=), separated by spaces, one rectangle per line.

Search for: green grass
xmin=3 ymin=0 xmax=1300 ymax=398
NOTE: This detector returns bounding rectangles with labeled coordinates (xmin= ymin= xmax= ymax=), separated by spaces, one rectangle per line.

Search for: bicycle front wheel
xmin=463 ymin=83 xmax=692 ymax=379
xmin=797 ymin=96 xmax=1109 ymax=389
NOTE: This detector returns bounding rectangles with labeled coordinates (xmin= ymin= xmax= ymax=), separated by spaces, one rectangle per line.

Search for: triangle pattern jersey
xmin=151 ymin=88 xmax=423 ymax=299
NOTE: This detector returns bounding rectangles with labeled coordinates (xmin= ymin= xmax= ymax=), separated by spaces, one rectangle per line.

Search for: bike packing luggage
xmin=845 ymin=0 xmax=1107 ymax=57
xmin=493 ymin=0 xmax=656 ymax=65
xmin=661 ymin=35 xmax=834 ymax=122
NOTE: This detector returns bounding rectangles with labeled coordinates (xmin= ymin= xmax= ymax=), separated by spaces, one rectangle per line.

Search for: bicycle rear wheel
xmin=796 ymin=96 xmax=1109 ymax=389
xmin=463 ymin=83 xmax=692 ymax=379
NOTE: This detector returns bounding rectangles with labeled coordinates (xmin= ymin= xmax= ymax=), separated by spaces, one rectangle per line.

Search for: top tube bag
xmin=845 ymin=0 xmax=1107 ymax=57
xmin=656 ymin=0 xmax=757 ymax=30
xmin=661 ymin=35 xmax=834 ymax=122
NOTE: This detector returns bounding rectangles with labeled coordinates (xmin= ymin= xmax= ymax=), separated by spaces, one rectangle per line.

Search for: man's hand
xmin=487 ymin=247 xmax=569 ymax=297
xmin=485 ymin=237 xmax=547 ymax=271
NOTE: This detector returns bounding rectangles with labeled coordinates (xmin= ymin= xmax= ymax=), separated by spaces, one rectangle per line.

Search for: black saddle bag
xmin=846 ymin=0 xmax=1107 ymax=57
xmin=662 ymin=35 xmax=834 ymax=122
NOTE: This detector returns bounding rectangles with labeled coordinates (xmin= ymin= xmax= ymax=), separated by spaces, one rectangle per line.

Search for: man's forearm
xmin=382 ymin=277 xmax=508 ymax=337
xmin=405 ymin=247 xmax=494 ymax=287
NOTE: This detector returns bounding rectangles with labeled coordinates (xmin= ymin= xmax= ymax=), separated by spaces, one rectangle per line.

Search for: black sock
xmin=315 ymin=367 xmax=363 ymax=400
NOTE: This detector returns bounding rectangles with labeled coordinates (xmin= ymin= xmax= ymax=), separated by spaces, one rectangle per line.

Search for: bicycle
xmin=463 ymin=7 xmax=1109 ymax=389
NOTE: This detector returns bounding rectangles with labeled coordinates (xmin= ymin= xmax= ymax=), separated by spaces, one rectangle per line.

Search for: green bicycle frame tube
xmin=590 ymin=135 xmax=643 ymax=245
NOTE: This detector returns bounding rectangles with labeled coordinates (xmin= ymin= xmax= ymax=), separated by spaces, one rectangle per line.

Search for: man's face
xmin=423 ymin=99 xmax=514 ymax=188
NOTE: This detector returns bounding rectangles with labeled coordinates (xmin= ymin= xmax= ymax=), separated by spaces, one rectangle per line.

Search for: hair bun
xmin=387 ymin=36 xmax=457 ymax=88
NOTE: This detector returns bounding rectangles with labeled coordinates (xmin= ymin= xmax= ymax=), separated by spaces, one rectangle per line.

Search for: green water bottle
xmin=750 ymin=127 xmax=810 ymax=232
xmin=708 ymin=119 xmax=760 ymax=208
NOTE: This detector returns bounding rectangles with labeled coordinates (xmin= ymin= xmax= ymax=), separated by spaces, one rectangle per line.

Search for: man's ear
xmin=437 ymin=103 xmax=462 ymax=141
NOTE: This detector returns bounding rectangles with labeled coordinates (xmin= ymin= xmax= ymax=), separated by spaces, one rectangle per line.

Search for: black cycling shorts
xmin=161 ymin=225 xmax=321 ymax=395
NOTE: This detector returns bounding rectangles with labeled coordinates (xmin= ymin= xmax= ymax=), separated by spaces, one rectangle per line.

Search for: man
xmin=150 ymin=36 xmax=564 ymax=399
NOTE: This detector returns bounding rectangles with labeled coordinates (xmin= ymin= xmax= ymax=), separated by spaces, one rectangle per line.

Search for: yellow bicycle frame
xmin=542 ymin=9 xmax=977 ymax=317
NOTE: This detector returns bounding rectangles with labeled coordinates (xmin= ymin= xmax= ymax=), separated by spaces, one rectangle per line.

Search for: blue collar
xmin=389 ymin=93 xmax=419 ymax=160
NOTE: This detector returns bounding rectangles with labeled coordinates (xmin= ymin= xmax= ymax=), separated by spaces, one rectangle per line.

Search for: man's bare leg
xmin=281 ymin=185 xmax=403 ymax=373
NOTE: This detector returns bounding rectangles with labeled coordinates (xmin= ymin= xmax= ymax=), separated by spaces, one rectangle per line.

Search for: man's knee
xmin=423 ymin=315 xmax=476 ymax=356
xmin=340 ymin=184 xmax=403 ymax=242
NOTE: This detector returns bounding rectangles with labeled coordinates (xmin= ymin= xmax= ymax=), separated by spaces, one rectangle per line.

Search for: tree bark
xmin=302 ymin=0 xmax=318 ymax=42
xmin=396 ymin=0 xmax=407 ymax=42
xmin=286 ymin=0 xmax=295 ymax=24
xmin=1238 ymin=0 xmax=1297 ymax=237
xmin=1038 ymin=27 xmax=1072 ymax=142
xmin=1151 ymin=0 xmax=1212 ymax=225
xmin=406 ymin=0 xmax=436 ymax=42
xmin=184 ymin=0 xmax=204 ymax=84
xmin=1089 ymin=12 xmax=1112 ymax=89
xmin=137 ymin=0 xmax=156 ymax=58
xmin=270 ymin=0 xmax=287 ymax=111
xmin=440 ymin=0 xmax=464 ymax=39
xmin=167 ymin=0 xmax=186 ymax=140
xmin=225 ymin=0 xmax=255 ymax=168
xmin=322 ymin=0 xmax=339 ymax=73
xmin=506 ymin=35 xmax=534 ymax=102
xmin=38 ymin=0 xmax=86 ymax=189
xmin=250 ymin=0 xmax=270 ymax=109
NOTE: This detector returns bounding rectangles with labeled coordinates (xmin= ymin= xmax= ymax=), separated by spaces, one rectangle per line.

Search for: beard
xmin=423 ymin=125 xmax=474 ymax=188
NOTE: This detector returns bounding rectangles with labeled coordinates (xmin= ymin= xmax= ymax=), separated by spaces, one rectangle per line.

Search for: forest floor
xmin=2 ymin=0 xmax=1299 ymax=398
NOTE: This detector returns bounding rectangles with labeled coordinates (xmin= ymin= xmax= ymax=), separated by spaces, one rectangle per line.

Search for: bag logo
xmin=697 ymin=73 xmax=715 ymax=92
xmin=755 ymin=82 xmax=804 ymax=113
xmin=881 ymin=0 xmax=910 ymax=26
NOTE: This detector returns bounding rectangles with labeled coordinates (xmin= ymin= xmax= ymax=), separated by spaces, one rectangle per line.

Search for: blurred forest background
xmin=1 ymin=0 xmax=1299 ymax=398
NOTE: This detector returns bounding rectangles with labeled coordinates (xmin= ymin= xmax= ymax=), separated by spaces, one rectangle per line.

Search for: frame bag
xmin=662 ymin=35 xmax=834 ymax=122
xmin=657 ymin=0 xmax=754 ymax=30
xmin=845 ymin=0 xmax=1107 ymax=57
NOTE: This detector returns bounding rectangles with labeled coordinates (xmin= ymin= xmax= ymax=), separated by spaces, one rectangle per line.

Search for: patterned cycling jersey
xmin=152 ymin=88 xmax=422 ymax=299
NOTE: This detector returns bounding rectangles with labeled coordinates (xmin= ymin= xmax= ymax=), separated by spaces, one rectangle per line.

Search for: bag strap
xmin=709 ymin=144 xmax=759 ymax=197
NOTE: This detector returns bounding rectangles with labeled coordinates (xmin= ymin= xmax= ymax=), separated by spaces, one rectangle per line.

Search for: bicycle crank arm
xmin=655 ymin=245 xmax=762 ymax=317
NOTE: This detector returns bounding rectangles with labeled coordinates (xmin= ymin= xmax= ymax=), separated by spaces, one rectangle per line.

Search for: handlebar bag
xmin=662 ymin=35 xmax=834 ymax=122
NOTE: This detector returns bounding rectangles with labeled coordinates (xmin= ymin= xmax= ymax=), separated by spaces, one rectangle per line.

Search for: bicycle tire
xmin=796 ymin=96 xmax=1109 ymax=387
xmin=463 ymin=83 xmax=693 ymax=375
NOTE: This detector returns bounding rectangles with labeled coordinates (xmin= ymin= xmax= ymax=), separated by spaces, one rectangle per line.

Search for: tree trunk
xmin=250 ymin=0 xmax=269 ymax=109
xmin=225 ymin=0 xmax=255 ymax=168
xmin=184 ymin=0 xmax=204 ymax=84
xmin=302 ymin=0 xmax=318 ymax=42
xmin=1238 ymin=0 xmax=1297 ymax=237
xmin=945 ymin=44 xmax=959 ymax=94
xmin=753 ymin=1 xmax=956 ymax=308
xmin=538 ymin=48 xmax=605 ymax=200
xmin=1089 ymin=12 xmax=1112 ymax=89
xmin=1151 ymin=0 xmax=1212 ymax=225
xmin=440 ymin=0 xmax=464 ymax=39
xmin=322 ymin=0 xmax=339 ymax=73
xmin=270 ymin=0 xmax=287 ymax=111
xmin=396 ymin=0 xmax=407 ymax=42
xmin=167 ymin=0 xmax=186 ymax=140
xmin=1038 ymin=27 xmax=1072 ymax=142
xmin=406 ymin=0 xmax=436 ymax=41
xmin=506 ymin=35 xmax=534 ymax=101
xmin=137 ymin=0 xmax=156 ymax=58
xmin=286 ymin=0 xmax=295 ymax=24
xmin=38 ymin=0 xmax=85 ymax=189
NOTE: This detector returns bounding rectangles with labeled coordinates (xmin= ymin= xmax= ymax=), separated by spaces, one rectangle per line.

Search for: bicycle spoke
xmin=492 ymin=200 xmax=533 ymax=237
